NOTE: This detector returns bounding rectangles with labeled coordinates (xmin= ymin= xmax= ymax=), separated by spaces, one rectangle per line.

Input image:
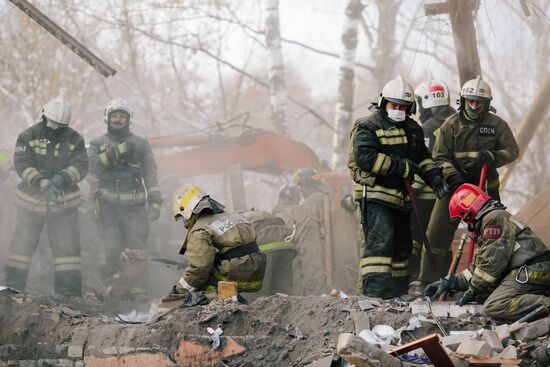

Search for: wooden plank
xmin=389 ymin=333 xmax=455 ymax=367
xmin=469 ymin=357 xmax=521 ymax=366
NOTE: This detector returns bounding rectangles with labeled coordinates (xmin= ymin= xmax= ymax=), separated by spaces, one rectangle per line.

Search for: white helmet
xmin=104 ymin=98 xmax=133 ymax=124
xmin=415 ymin=80 xmax=450 ymax=108
xmin=378 ymin=75 xmax=415 ymax=113
xmin=41 ymin=96 xmax=72 ymax=125
xmin=172 ymin=184 xmax=208 ymax=221
xmin=460 ymin=76 xmax=492 ymax=101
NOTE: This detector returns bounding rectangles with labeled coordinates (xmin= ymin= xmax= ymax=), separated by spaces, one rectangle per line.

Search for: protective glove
xmin=45 ymin=183 xmax=63 ymax=203
xmin=340 ymin=194 xmax=355 ymax=212
xmin=457 ymin=288 xmax=477 ymax=306
xmin=391 ymin=157 xmax=419 ymax=184
xmin=147 ymin=202 xmax=161 ymax=221
xmin=475 ymin=150 xmax=495 ymax=168
xmin=50 ymin=174 xmax=66 ymax=189
xmin=446 ymin=173 xmax=465 ymax=194
xmin=423 ymin=168 xmax=449 ymax=199
xmin=424 ymin=274 xmax=460 ymax=298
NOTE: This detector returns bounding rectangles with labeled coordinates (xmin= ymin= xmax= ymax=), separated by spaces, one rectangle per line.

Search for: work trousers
xmin=256 ymin=245 xmax=296 ymax=296
xmin=408 ymin=197 xmax=436 ymax=283
xmin=98 ymin=199 xmax=149 ymax=278
xmin=5 ymin=206 xmax=81 ymax=296
xmin=419 ymin=188 xmax=500 ymax=284
xmin=360 ymin=202 xmax=412 ymax=298
xmin=483 ymin=261 xmax=550 ymax=323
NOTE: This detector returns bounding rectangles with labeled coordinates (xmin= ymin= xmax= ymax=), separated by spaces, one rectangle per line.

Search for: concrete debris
xmin=114 ymin=309 xmax=154 ymax=323
xmin=481 ymin=329 xmax=504 ymax=353
xmin=337 ymin=333 xmax=412 ymax=367
xmin=495 ymin=323 xmax=511 ymax=342
xmin=456 ymin=340 xmax=492 ymax=358
xmin=61 ymin=306 xmax=83 ymax=318
xmin=410 ymin=300 xmax=484 ymax=318
xmin=511 ymin=316 xmax=550 ymax=341
xmin=357 ymin=299 xmax=380 ymax=311
xmin=496 ymin=345 xmax=518 ymax=359
xmin=350 ymin=310 xmax=370 ymax=333
xmin=303 ymin=353 xmax=333 ymax=367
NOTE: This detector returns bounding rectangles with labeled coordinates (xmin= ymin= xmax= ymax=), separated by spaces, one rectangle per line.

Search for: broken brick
xmin=217 ymin=281 xmax=238 ymax=301
xmin=481 ymin=330 xmax=503 ymax=353
xmin=175 ymin=337 xmax=246 ymax=367
xmin=456 ymin=340 xmax=491 ymax=358
xmin=84 ymin=353 xmax=176 ymax=367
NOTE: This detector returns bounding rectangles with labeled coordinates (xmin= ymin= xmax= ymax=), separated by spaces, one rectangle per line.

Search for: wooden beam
xmin=8 ymin=0 xmax=116 ymax=77
xmin=226 ymin=164 xmax=248 ymax=212
xmin=389 ymin=333 xmax=455 ymax=367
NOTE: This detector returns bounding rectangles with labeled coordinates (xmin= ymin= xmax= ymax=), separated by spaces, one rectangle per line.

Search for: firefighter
xmin=419 ymin=76 xmax=519 ymax=285
xmin=408 ymin=80 xmax=457 ymax=298
xmin=241 ymin=210 xmax=296 ymax=295
xmin=348 ymin=75 xmax=448 ymax=298
xmin=5 ymin=96 xmax=88 ymax=297
xmin=88 ymin=98 xmax=162 ymax=297
xmin=169 ymin=184 xmax=266 ymax=296
xmin=293 ymin=167 xmax=330 ymax=201
xmin=425 ymin=184 xmax=550 ymax=322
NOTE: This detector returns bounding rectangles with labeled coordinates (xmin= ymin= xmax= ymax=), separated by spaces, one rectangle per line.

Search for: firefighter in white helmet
xmin=6 ymin=96 xmax=88 ymax=298
xmin=169 ymin=184 xmax=266 ymax=297
xmin=347 ymin=76 xmax=448 ymax=298
xmin=88 ymin=98 xmax=162 ymax=298
xmin=418 ymin=76 xmax=519 ymax=287
xmin=407 ymin=80 xmax=457 ymax=299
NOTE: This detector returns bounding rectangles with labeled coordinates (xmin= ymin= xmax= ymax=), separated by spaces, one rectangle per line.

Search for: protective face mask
xmin=387 ymin=109 xmax=406 ymax=122
xmin=464 ymin=101 xmax=486 ymax=121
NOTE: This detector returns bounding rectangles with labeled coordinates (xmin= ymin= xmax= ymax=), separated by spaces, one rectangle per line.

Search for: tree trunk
xmin=264 ymin=0 xmax=288 ymax=136
xmin=331 ymin=0 xmax=364 ymax=171
xmin=372 ymin=0 xmax=402 ymax=91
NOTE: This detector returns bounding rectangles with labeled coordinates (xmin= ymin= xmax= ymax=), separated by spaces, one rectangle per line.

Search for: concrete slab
xmin=456 ymin=340 xmax=491 ymax=358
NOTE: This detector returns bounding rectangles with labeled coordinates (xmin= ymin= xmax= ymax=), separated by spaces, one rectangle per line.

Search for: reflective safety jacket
xmin=412 ymin=105 xmax=456 ymax=200
xmin=240 ymin=211 xmax=297 ymax=254
xmin=433 ymin=112 xmax=519 ymax=190
xmin=13 ymin=121 xmax=88 ymax=214
xmin=179 ymin=211 xmax=266 ymax=292
xmin=88 ymin=132 xmax=161 ymax=206
xmin=456 ymin=209 xmax=550 ymax=296
xmin=348 ymin=109 xmax=438 ymax=210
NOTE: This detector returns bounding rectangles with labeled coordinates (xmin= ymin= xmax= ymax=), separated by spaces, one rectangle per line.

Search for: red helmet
xmin=449 ymin=183 xmax=490 ymax=224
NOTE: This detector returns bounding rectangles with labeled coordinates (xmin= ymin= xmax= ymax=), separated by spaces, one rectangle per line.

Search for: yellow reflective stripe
xmin=441 ymin=162 xmax=454 ymax=169
xmin=367 ymin=185 xmax=408 ymax=207
xmin=69 ymin=144 xmax=75 ymax=151
xmin=180 ymin=187 xmax=200 ymax=208
xmin=211 ymin=270 xmax=262 ymax=291
xmin=55 ymin=256 xmax=81 ymax=265
xmin=99 ymin=152 xmax=112 ymax=167
xmin=21 ymin=167 xmax=40 ymax=184
xmin=375 ymin=128 xmax=406 ymax=137
xmin=361 ymin=265 xmax=392 ymax=275
xmin=98 ymin=188 xmax=147 ymax=202
xmin=379 ymin=136 xmax=408 ymax=145
xmin=392 ymin=269 xmax=408 ymax=277
xmin=360 ymin=256 xmax=392 ymax=266
xmin=418 ymin=158 xmax=433 ymax=170
xmin=402 ymin=161 xmax=409 ymax=178
xmin=422 ymin=246 xmax=449 ymax=256
xmin=55 ymin=263 xmax=82 ymax=272
xmin=7 ymin=254 xmax=33 ymax=269
xmin=510 ymin=269 xmax=550 ymax=282
xmin=372 ymin=153 xmax=387 ymax=174
xmin=508 ymin=296 xmax=521 ymax=315
xmin=128 ymin=162 xmax=142 ymax=168
xmin=65 ymin=166 xmax=81 ymax=183
xmin=53 ymin=143 xmax=60 ymax=157
xmin=474 ymin=267 xmax=498 ymax=284
xmin=392 ymin=260 xmax=409 ymax=269
xmin=259 ymin=241 xmax=296 ymax=253
xmin=454 ymin=151 xmax=479 ymax=159
xmin=463 ymin=268 xmax=473 ymax=281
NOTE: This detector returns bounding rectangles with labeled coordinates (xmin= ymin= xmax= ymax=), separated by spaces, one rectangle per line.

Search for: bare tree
xmin=331 ymin=0 xmax=364 ymax=171
xmin=263 ymin=0 xmax=288 ymax=136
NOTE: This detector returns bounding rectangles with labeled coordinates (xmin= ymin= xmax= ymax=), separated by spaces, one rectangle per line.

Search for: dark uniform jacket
xmin=348 ymin=109 xmax=439 ymax=210
xmin=13 ymin=121 xmax=88 ymax=214
xmin=433 ymin=112 xmax=519 ymax=191
xmin=180 ymin=211 xmax=266 ymax=292
xmin=88 ymin=132 xmax=161 ymax=206
xmin=412 ymin=105 xmax=456 ymax=200
xmin=457 ymin=209 xmax=550 ymax=296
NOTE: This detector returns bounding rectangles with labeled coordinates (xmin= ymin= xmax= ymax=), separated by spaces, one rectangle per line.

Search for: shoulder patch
xmin=208 ymin=213 xmax=249 ymax=236
xmin=483 ymin=225 xmax=502 ymax=239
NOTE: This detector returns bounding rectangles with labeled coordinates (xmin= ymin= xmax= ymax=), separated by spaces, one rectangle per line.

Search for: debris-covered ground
xmin=0 ymin=288 xmax=548 ymax=366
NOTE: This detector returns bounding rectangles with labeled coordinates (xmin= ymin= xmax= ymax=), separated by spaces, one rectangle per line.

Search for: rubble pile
xmin=0 ymin=288 xmax=548 ymax=366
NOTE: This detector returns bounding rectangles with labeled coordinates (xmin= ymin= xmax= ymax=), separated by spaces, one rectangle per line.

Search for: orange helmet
xmin=449 ymin=183 xmax=490 ymax=224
